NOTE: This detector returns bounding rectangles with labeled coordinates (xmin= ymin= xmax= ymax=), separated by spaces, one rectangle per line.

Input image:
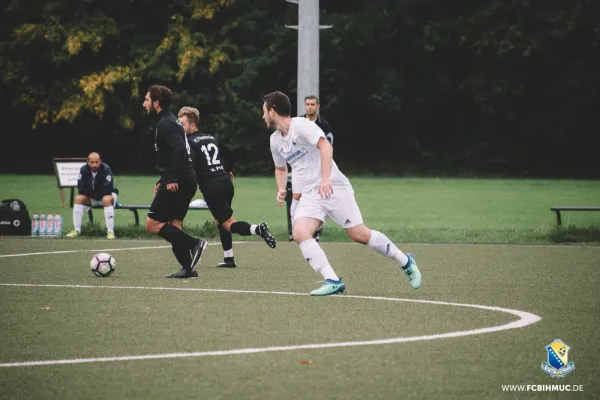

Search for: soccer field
xmin=0 ymin=238 xmax=598 ymax=399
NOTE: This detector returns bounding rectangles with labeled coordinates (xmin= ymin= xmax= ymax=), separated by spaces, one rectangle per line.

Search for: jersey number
xmin=201 ymin=143 xmax=220 ymax=165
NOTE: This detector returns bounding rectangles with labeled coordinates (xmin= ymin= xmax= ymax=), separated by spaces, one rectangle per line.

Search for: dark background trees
xmin=1 ymin=0 xmax=598 ymax=177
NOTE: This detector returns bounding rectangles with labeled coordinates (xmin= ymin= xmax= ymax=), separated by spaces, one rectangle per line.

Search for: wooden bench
xmin=550 ymin=206 xmax=600 ymax=226
xmin=87 ymin=204 xmax=209 ymax=226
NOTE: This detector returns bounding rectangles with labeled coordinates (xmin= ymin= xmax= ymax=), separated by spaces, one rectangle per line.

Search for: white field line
xmin=0 ymin=283 xmax=542 ymax=368
xmin=0 ymin=241 xmax=251 ymax=258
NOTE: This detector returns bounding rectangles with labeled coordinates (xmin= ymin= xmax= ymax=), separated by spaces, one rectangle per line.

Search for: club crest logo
xmin=540 ymin=339 xmax=575 ymax=378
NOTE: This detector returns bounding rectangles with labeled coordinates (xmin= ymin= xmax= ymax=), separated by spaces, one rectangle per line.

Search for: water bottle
xmin=47 ymin=213 xmax=54 ymax=237
xmin=39 ymin=212 xmax=47 ymax=237
xmin=31 ymin=212 xmax=40 ymax=237
xmin=54 ymin=213 xmax=63 ymax=237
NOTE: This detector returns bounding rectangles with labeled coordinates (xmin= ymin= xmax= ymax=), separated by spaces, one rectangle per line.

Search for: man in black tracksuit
xmin=66 ymin=152 xmax=119 ymax=239
xmin=143 ymin=85 xmax=207 ymax=279
xmin=178 ymin=106 xmax=276 ymax=268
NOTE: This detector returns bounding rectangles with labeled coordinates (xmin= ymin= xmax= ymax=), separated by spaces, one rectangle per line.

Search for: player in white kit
xmin=262 ymin=91 xmax=422 ymax=296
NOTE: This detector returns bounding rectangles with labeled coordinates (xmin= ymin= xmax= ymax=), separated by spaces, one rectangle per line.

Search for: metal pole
xmin=297 ymin=0 xmax=319 ymax=116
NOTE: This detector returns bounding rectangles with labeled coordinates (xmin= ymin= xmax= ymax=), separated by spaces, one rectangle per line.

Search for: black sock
xmin=218 ymin=225 xmax=233 ymax=251
xmin=230 ymin=221 xmax=253 ymax=236
xmin=171 ymin=245 xmax=192 ymax=269
xmin=158 ymin=224 xmax=199 ymax=249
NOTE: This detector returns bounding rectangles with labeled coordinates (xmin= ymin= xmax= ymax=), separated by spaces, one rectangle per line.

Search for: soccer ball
xmin=90 ymin=253 xmax=116 ymax=277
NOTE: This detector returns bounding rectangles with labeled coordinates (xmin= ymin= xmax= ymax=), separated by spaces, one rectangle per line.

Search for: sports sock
xmin=230 ymin=221 xmax=260 ymax=236
xmin=73 ymin=204 xmax=84 ymax=232
xmin=224 ymin=249 xmax=234 ymax=258
xmin=171 ymin=245 xmax=191 ymax=269
xmin=104 ymin=206 xmax=115 ymax=233
xmin=367 ymin=230 xmax=409 ymax=267
xmin=158 ymin=224 xmax=200 ymax=249
xmin=299 ymin=239 xmax=339 ymax=281
xmin=218 ymin=225 xmax=233 ymax=252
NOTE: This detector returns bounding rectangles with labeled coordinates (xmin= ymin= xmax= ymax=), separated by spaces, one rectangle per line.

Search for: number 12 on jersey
xmin=201 ymin=143 xmax=220 ymax=166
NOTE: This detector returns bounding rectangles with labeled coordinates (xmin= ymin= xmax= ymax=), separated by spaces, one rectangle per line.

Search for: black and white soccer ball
xmin=90 ymin=253 xmax=116 ymax=277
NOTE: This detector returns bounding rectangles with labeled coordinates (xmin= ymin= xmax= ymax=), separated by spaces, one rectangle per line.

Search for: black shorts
xmin=200 ymin=179 xmax=234 ymax=224
xmin=148 ymin=178 xmax=197 ymax=222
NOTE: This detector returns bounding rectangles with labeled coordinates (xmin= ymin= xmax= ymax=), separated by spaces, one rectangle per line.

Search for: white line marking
xmin=0 ymin=283 xmax=542 ymax=368
xmin=0 ymin=241 xmax=251 ymax=258
xmin=0 ymin=246 xmax=171 ymax=258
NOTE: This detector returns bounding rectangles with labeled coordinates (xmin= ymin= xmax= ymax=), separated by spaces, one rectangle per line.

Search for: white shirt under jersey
xmin=270 ymin=117 xmax=351 ymax=193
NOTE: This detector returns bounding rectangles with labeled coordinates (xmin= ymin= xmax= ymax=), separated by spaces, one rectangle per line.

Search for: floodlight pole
xmin=285 ymin=0 xmax=332 ymax=116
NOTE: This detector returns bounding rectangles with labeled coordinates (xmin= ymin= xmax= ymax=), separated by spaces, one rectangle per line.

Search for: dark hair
xmin=148 ymin=85 xmax=172 ymax=109
xmin=263 ymin=91 xmax=291 ymax=117
xmin=304 ymin=95 xmax=319 ymax=104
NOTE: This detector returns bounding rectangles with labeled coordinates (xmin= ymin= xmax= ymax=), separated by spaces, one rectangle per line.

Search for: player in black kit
xmin=143 ymin=86 xmax=207 ymax=278
xmin=178 ymin=107 xmax=276 ymax=268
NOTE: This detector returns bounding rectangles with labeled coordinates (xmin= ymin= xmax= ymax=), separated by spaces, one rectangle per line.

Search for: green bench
xmin=550 ymin=206 xmax=600 ymax=226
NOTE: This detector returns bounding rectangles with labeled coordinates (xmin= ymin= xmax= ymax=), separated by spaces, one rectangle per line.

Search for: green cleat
xmin=402 ymin=253 xmax=421 ymax=289
xmin=310 ymin=279 xmax=345 ymax=296
xmin=65 ymin=230 xmax=80 ymax=238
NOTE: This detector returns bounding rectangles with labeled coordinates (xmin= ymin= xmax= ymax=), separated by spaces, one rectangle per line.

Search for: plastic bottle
xmin=31 ymin=212 xmax=40 ymax=237
xmin=54 ymin=213 xmax=63 ymax=237
xmin=47 ymin=213 xmax=54 ymax=237
xmin=39 ymin=212 xmax=47 ymax=237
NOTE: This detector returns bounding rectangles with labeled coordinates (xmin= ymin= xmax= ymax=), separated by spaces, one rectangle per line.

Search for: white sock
xmin=290 ymin=198 xmax=299 ymax=223
xmin=368 ymin=230 xmax=409 ymax=267
xmin=224 ymin=249 xmax=234 ymax=258
xmin=299 ymin=239 xmax=339 ymax=281
xmin=104 ymin=206 xmax=115 ymax=233
xmin=250 ymin=224 xmax=258 ymax=235
xmin=73 ymin=204 xmax=84 ymax=232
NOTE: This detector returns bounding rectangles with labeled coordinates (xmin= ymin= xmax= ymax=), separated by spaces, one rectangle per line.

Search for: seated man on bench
xmin=66 ymin=152 xmax=118 ymax=239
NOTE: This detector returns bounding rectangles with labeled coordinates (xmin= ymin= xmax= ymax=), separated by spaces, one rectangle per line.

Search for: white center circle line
xmin=0 ymin=283 xmax=542 ymax=368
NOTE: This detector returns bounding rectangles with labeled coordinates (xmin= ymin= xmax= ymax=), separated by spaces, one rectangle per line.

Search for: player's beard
xmin=146 ymin=104 xmax=158 ymax=116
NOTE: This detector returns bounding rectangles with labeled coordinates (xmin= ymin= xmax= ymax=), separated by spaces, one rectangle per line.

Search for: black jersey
xmin=154 ymin=109 xmax=195 ymax=184
xmin=187 ymin=131 xmax=230 ymax=187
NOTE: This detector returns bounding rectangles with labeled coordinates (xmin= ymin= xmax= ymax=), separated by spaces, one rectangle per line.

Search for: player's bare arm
xmin=275 ymin=166 xmax=288 ymax=206
xmin=316 ymin=137 xmax=333 ymax=198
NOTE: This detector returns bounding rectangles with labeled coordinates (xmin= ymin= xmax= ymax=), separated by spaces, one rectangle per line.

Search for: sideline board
xmin=52 ymin=158 xmax=86 ymax=208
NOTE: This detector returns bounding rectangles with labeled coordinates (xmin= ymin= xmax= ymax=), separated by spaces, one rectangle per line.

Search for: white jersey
xmin=270 ymin=117 xmax=351 ymax=193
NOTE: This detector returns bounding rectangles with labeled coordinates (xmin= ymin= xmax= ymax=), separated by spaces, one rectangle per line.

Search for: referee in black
xmin=143 ymin=85 xmax=207 ymax=279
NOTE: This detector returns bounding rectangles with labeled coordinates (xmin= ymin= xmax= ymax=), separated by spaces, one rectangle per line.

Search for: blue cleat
xmin=402 ymin=253 xmax=421 ymax=289
xmin=310 ymin=278 xmax=345 ymax=296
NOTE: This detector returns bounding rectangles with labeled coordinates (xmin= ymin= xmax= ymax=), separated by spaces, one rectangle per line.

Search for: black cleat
xmin=288 ymin=234 xmax=294 ymax=241
xmin=190 ymin=239 xmax=208 ymax=270
xmin=216 ymin=257 xmax=237 ymax=268
xmin=257 ymin=222 xmax=277 ymax=248
xmin=165 ymin=269 xmax=198 ymax=279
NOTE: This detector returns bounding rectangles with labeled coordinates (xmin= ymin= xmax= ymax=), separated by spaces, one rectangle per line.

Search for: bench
xmin=550 ymin=206 xmax=600 ymax=226
xmin=87 ymin=204 xmax=209 ymax=226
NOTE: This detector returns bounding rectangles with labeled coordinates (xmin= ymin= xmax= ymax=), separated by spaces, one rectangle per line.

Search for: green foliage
xmin=1 ymin=0 xmax=599 ymax=176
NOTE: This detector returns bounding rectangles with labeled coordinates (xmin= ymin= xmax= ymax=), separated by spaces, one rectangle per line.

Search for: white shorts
xmin=294 ymin=188 xmax=363 ymax=228
xmin=291 ymin=174 xmax=300 ymax=194
xmin=90 ymin=192 xmax=118 ymax=208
